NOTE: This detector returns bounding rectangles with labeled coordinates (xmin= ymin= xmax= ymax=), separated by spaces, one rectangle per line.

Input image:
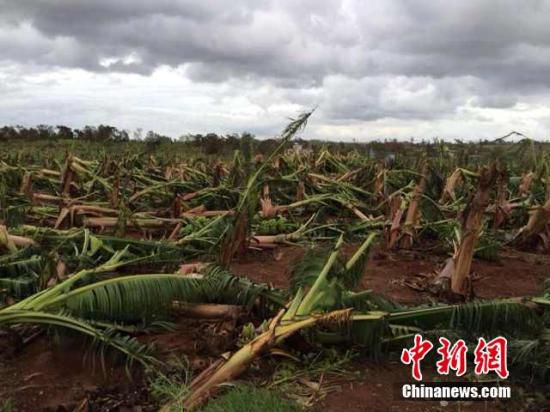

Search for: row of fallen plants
xmin=3 ymin=119 xmax=550 ymax=299
xmin=2 ymin=112 xmax=550 ymax=410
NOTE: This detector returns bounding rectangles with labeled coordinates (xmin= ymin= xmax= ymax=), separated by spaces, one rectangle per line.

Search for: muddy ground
xmin=1 ymin=245 xmax=548 ymax=411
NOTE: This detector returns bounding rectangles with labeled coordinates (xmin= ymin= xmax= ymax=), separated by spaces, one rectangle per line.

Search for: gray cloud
xmin=1 ymin=0 xmax=550 ymax=138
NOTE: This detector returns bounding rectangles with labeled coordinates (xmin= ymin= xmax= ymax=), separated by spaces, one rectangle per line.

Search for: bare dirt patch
xmin=232 ymin=245 xmax=545 ymax=304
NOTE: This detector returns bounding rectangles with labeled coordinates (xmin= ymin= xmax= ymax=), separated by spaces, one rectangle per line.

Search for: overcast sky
xmin=1 ymin=0 xmax=550 ymax=141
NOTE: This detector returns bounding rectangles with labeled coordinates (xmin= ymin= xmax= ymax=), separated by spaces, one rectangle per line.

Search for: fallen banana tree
xmin=163 ymin=232 xmax=550 ymax=410
xmin=0 ymin=225 xmax=36 ymax=251
xmin=0 ymin=249 xmax=158 ymax=368
xmin=173 ymin=307 xmax=385 ymax=410
xmin=0 ymin=247 xmax=285 ymax=370
xmin=164 ymin=234 xmax=379 ymax=410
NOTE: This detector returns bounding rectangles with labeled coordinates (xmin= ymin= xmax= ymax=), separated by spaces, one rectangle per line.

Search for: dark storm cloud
xmin=1 ymin=0 xmax=550 ymax=127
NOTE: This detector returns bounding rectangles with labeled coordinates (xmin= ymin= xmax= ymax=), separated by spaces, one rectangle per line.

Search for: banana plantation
xmin=1 ymin=114 xmax=550 ymax=411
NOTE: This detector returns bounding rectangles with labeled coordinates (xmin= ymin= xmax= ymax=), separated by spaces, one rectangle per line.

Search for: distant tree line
xmin=0 ymin=125 xmax=131 ymax=142
xmin=3 ymin=123 xmax=529 ymax=160
xmin=0 ymin=124 xmax=294 ymax=156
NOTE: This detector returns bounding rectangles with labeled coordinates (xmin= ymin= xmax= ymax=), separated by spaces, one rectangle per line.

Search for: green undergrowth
xmin=148 ymin=355 xmax=192 ymax=409
xmin=147 ymin=355 xmax=299 ymax=412
xmin=201 ymin=385 xmax=300 ymax=412
xmin=148 ymin=349 xmax=356 ymax=411
xmin=0 ymin=400 xmax=12 ymax=412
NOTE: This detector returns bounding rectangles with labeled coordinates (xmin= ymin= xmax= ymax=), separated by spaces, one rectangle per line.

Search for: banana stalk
xmin=400 ymin=163 xmax=429 ymax=249
xmin=448 ymin=166 xmax=497 ymax=295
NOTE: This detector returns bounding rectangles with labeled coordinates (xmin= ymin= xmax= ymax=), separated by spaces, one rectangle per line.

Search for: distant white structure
xmin=368 ymin=147 xmax=376 ymax=158
xmin=291 ymin=143 xmax=313 ymax=156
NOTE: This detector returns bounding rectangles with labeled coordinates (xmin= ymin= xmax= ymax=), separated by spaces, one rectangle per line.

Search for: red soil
xmin=231 ymin=245 xmax=546 ymax=304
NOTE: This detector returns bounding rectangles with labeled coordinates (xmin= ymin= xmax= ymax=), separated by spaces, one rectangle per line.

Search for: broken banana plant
xmin=436 ymin=165 xmax=498 ymax=296
xmin=164 ymin=234 xmax=381 ymax=410
xmin=219 ymin=111 xmax=314 ymax=265
xmin=514 ymin=197 xmax=550 ymax=250
xmin=399 ymin=162 xmax=429 ymax=249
